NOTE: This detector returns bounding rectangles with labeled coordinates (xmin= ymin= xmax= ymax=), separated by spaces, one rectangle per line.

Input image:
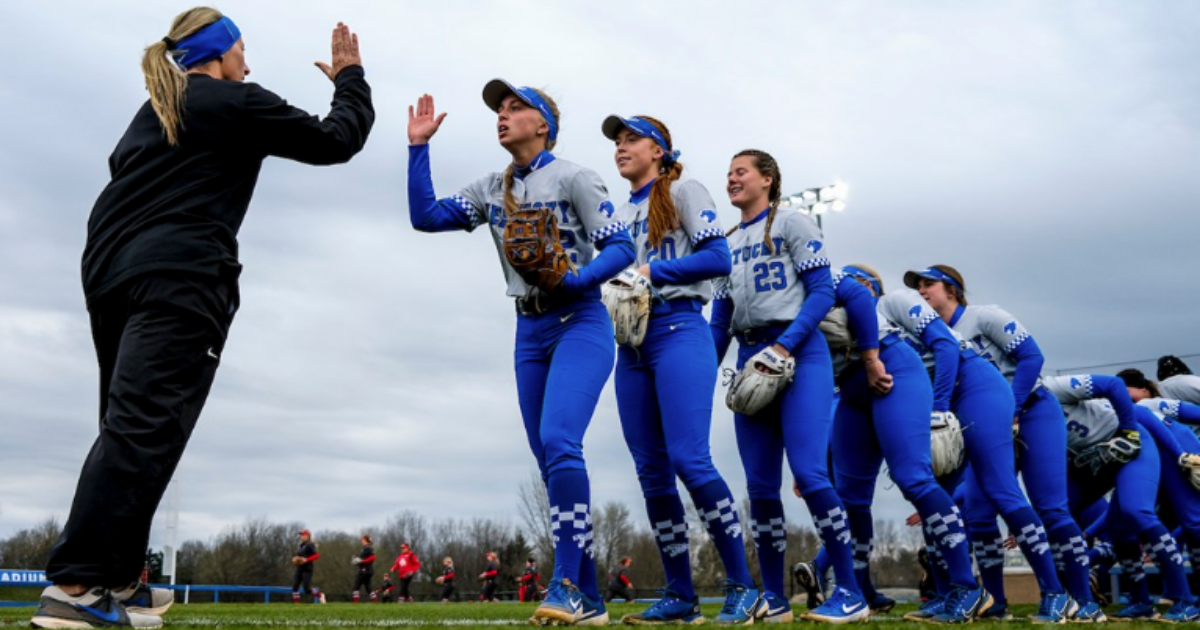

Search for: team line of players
xmin=406 ymin=79 xmax=1200 ymax=626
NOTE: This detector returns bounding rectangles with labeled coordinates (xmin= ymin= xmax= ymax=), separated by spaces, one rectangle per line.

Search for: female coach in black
xmin=33 ymin=7 xmax=373 ymax=628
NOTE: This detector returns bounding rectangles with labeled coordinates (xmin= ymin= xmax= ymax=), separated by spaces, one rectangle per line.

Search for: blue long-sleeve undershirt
xmin=1008 ymin=336 xmax=1045 ymax=411
xmin=649 ymin=236 xmax=731 ymax=286
xmin=833 ymin=277 xmax=880 ymax=353
xmin=710 ymin=298 xmax=733 ymax=365
xmin=922 ymin=318 xmax=960 ymax=412
xmin=408 ymin=144 xmax=477 ymax=232
xmin=558 ymin=232 xmax=635 ymax=295
xmin=1134 ymin=405 xmax=1185 ymax=460
xmin=1088 ymin=374 xmax=1141 ymax=435
xmin=1176 ymin=401 xmax=1200 ymax=426
xmin=774 ymin=266 xmax=836 ymax=352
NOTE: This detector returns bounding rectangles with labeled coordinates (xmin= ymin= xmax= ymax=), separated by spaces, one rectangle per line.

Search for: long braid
xmin=637 ymin=115 xmax=683 ymax=248
xmin=733 ymin=149 xmax=782 ymax=254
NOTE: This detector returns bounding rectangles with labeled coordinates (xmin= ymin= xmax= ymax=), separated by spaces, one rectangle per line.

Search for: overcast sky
xmin=2 ymin=1 xmax=1198 ymax=558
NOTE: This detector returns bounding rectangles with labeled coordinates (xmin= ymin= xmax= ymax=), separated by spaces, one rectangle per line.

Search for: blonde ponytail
xmin=141 ymin=7 xmax=225 ymax=146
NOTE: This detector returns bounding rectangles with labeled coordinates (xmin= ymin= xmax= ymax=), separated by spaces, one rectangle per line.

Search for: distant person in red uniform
xmin=373 ymin=573 xmax=395 ymax=603
xmin=351 ymin=535 xmax=376 ymax=603
xmin=291 ymin=530 xmax=322 ymax=604
xmin=391 ymin=543 xmax=420 ymax=603
xmin=517 ymin=557 xmax=541 ymax=602
xmin=605 ymin=557 xmax=634 ymax=603
xmin=479 ymin=551 xmax=500 ymax=602
xmin=435 ymin=557 xmax=457 ymax=603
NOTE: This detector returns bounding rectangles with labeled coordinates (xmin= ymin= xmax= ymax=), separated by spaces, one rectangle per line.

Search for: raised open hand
xmin=408 ymin=94 xmax=448 ymax=144
xmin=315 ymin=22 xmax=362 ymax=81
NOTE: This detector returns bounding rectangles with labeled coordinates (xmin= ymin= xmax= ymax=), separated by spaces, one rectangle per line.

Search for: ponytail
xmin=637 ymin=115 xmax=683 ymax=249
xmin=141 ymin=7 xmax=225 ymax=146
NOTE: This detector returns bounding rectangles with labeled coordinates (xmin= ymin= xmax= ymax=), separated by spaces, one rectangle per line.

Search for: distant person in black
xmin=479 ymin=551 xmax=500 ymax=602
xmin=436 ymin=557 xmax=457 ymax=603
xmin=374 ymin=573 xmax=396 ymax=603
xmin=351 ymin=535 xmax=376 ymax=603
xmin=292 ymin=530 xmax=322 ymax=603
xmin=35 ymin=6 xmax=372 ymax=629
xmin=605 ymin=557 xmax=634 ymax=603
xmin=517 ymin=557 xmax=541 ymax=603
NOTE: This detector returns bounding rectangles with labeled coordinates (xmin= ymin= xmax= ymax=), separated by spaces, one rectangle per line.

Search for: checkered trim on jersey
xmin=911 ymin=310 xmax=939 ymax=336
xmin=1069 ymin=375 xmax=1095 ymax=397
xmin=1157 ymin=399 xmax=1181 ymax=418
xmin=550 ymin=503 xmax=591 ymax=532
xmin=691 ymin=227 xmax=725 ymax=245
xmin=589 ymin=221 xmax=629 ymax=243
xmin=812 ymin=506 xmax=849 ymax=542
xmin=1003 ymin=331 xmax=1030 ymax=354
xmin=653 ymin=519 xmax=688 ymax=545
xmin=713 ymin=287 xmax=731 ymax=300
xmin=794 ymin=256 xmax=831 ymax=274
xmin=972 ymin=538 xmax=1006 ymax=570
xmin=1014 ymin=523 xmax=1051 ymax=556
xmin=449 ymin=195 xmax=483 ymax=229
xmin=750 ymin=517 xmax=787 ymax=540
xmin=700 ymin=498 xmax=738 ymax=528
xmin=1149 ymin=533 xmax=1183 ymax=565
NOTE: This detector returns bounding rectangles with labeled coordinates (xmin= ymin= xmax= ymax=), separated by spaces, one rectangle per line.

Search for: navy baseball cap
xmin=482 ymin=79 xmax=558 ymax=141
xmin=903 ymin=267 xmax=963 ymax=292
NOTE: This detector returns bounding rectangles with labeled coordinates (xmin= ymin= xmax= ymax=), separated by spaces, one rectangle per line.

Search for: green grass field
xmin=0 ymin=602 xmax=1172 ymax=629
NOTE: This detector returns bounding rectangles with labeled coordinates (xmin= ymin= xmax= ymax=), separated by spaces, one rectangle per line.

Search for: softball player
xmin=1044 ymin=374 xmax=1200 ymax=622
xmin=351 ymin=536 xmax=375 ymax=603
xmin=601 ymin=115 xmax=758 ymax=625
xmin=870 ymin=286 xmax=1072 ymax=623
xmin=907 ymin=265 xmax=1096 ymax=620
xmin=407 ymin=83 xmax=632 ymax=626
xmin=709 ymin=150 xmax=866 ymax=623
xmin=818 ymin=265 xmax=987 ymax=623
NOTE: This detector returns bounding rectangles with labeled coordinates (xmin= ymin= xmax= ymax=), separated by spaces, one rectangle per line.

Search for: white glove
xmin=930 ymin=411 xmax=965 ymax=478
xmin=602 ymin=268 xmax=653 ymax=347
xmin=1180 ymin=453 xmax=1200 ymax=492
xmin=725 ymin=346 xmax=796 ymax=416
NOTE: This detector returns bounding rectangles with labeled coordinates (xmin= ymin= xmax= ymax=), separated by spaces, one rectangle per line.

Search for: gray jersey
xmin=712 ymin=207 xmax=830 ymax=332
xmin=454 ymin=155 xmax=626 ymax=297
xmin=950 ymin=305 xmax=1031 ymax=381
xmin=1043 ymin=375 xmax=1118 ymax=450
xmin=1159 ymin=375 xmax=1200 ymax=404
xmin=621 ymin=177 xmax=724 ymax=302
xmin=1138 ymin=397 xmax=1186 ymax=424
xmin=875 ymin=289 xmax=967 ymax=370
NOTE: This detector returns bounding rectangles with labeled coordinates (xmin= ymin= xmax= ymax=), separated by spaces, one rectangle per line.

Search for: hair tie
xmin=661 ymin=149 xmax=682 ymax=165
xmin=162 ymin=36 xmax=177 ymax=49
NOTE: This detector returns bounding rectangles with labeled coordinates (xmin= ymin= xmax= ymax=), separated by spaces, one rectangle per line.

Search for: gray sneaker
xmin=31 ymin=586 xmax=163 ymax=628
xmin=112 ymin=583 xmax=174 ymax=616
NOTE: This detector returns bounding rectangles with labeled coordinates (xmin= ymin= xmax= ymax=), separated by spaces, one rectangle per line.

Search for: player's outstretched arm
xmin=409 ymin=94 xmax=448 ymax=145
xmin=314 ymin=22 xmax=363 ymax=81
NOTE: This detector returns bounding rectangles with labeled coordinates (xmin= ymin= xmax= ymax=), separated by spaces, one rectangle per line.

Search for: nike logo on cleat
xmin=568 ymin=596 xmax=582 ymax=609
xmin=842 ymin=603 xmax=863 ymax=613
xmin=77 ymin=604 xmax=121 ymax=623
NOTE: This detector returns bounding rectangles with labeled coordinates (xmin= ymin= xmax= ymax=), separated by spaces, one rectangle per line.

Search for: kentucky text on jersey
xmin=731 ymin=238 xmax=787 ymax=265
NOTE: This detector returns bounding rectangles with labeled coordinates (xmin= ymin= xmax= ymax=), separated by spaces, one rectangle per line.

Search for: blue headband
xmin=482 ymin=79 xmax=558 ymax=142
xmin=603 ymin=115 xmax=681 ymax=165
xmin=906 ymin=267 xmax=963 ymax=292
xmin=842 ymin=266 xmax=882 ymax=296
xmin=171 ymin=17 xmax=241 ymax=69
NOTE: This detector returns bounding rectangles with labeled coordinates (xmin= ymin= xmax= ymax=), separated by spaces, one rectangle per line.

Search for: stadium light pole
xmin=779 ymin=180 xmax=849 ymax=230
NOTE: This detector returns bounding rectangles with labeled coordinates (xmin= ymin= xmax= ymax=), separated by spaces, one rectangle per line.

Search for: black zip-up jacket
xmin=82 ymin=66 xmax=374 ymax=303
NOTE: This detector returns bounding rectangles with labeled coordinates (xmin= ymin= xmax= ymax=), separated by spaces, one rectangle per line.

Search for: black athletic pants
xmin=293 ymin=567 xmax=315 ymax=595
xmin=46 ymin=273 xmax=235 ymax=585
xmin=353 ymin=572 xmax=373 ymax=597
xmin=439 ymin=582 xmax=456 ymax=601
xmin=398 ymin=576 xmax=414 ymax=600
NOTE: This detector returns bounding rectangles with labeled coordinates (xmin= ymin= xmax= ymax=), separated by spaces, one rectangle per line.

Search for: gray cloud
xmin=2 ymin=0 xmax=1198 ymax=552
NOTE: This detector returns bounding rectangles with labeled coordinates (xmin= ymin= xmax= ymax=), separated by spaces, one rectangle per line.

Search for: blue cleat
xmin=714 ymin=580 xmax=762 ymax=625
xmin=1161 ymin=599 xmax=1200 ymax=623
xmin=868 ymin=593 xmax=896 ymax=614
xmin=802 ymin=587 xmax=870 ymax=624
xmin=1110 ymin=600 xmax=1159 ymax=621
xmin=793 ymin=561 xmax=827 ymax=610
xmin=621 ymin=589 xmax=704 ymax=625
xmin=930 ymin=586 xmax=991 ymax=624
xmin=1031 ymin=592 xmax=1076 ymax=624
xmin=978 ymin=600 xmax=1013 ymax=621
xmin=1071 ymin=601 xmax=1107 ymax=623
xmin=903 ymin=594 xmax=947 ymax=622
xmin=757 ymin=590 xmax=793 ymax=624
xmin=532 ymin=579 xmax=583 ymax=626
xmin=577 ymin=594 xmax=609 ymax=626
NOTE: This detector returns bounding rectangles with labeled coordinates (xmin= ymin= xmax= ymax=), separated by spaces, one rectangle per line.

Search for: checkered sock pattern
xmin=1116 ymin=540 xmax=1151 ymax=604
xmin=1140 ymin=525 xmax=1192 ymax=602
xmin=693 ymin=480 xmax=754 ymax=586
xmin=1007 ymin=507 xmax=1063 ymax=593
xmin=1049 ymin=525 xmax=1092 ymax=604
xmin=577 ymin=517 xmax=600 ymax=601
xmin=1088 ymin=539 xmax=1115 ymax=565
xmin=750 ymin=498 xmax=788 ymax=597
xmin=923 ymin=534 xmax=951 ymax=596
xmin=847 ymin=510 xmax=878 ymax=600
xmin=646 ymin=494 xmax=695 ymax=600
xmin=913 ymin=492 xmax=975 ymax=588
xmin=971 ymin=529 xmax=1007 ymax=601
xmin=806 ymin=488 xmax=861 ymax=596
xmin=548 ymin=469 xmax=590 ymax=584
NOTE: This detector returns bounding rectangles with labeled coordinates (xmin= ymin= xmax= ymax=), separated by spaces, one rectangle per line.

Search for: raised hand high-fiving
xmin=315 ymin=22 xmax=362 ymax=81
xmin=408 ymin=94 xmax=448 ymax=145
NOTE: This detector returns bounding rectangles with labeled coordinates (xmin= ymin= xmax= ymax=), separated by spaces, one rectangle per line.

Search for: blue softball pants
xmin=514 ymin=298 xmax=614 ymax=591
